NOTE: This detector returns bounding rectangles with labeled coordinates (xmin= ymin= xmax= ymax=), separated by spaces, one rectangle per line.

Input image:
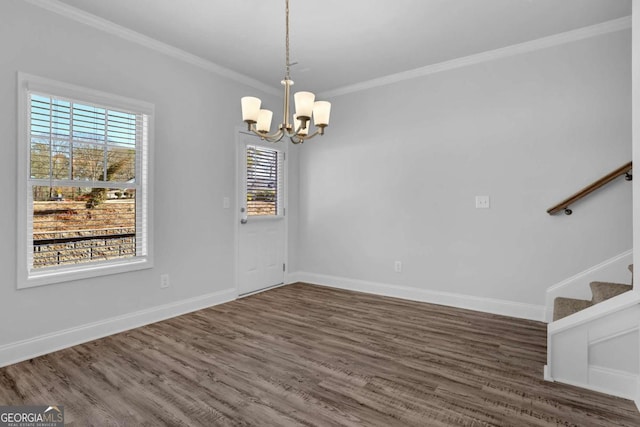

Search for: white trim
xmin=16 ymin=72 xmax=28 ymax=291
xmin=549 ymin=292 xmax=640 ymax=334
xmin=587 ymin=366 xmax=638 ymax=400
xmin=636 ymin=376 xmax=640 ymax=411
xmin=22 ymin=72 xmax=155 ymax=114
xmin=633 ymin=0 xmax=640 ymax=411
xmin=546 ymin=250 xmax=633 ymax=294
xmin=0 ymin=288 xmax=237 ymax=369
xmin=283 ymin=139 xmax=290 ymax=284
xmin=285 ymin=271 xmax=301 ymax=285
xmin=24 ymin=258 xmax=153 ymax=289
xmin=22 ymin=0 xmax=279 ymax=97
xmin=545 ymin=250 xmax=633 ymax=322
xmin=318 ymin=16 xmax=632 ymax=99
xmin=553 ymin=371 xmax=637 ymax=400
xmin=233 ymin=128 xmax=242 ymax=296
xmin=296 ymin=272 xmax=545 ymax=321
xmin=546 ymin=329 xmax=554 ymax=382
xmin=589 ymin=326 xmax=638 ymax=347
xmin=546 ymin=304 xmax=640 ymax=403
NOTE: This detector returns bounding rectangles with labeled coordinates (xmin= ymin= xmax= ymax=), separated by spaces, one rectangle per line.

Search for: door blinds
xmin=246 ymin=145 xmax=284 ymax=216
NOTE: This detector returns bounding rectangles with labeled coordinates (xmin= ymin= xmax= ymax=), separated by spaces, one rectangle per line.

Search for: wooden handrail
xmin=547 ymin=161 xmax=632 ymax=215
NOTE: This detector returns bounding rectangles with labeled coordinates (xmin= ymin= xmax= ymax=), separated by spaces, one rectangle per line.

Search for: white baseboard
xmin=553 ymin=374 xmax=637 ymax=401
xmin=543 ymin=365 xmax=554 ymax=382
xmin=545 ymin=250 xmax=633 ymax=323
xmin=285 ymin=272 xmax=301 ymax=285
xmin=585 ymin=366 xmax=637 ymax=400
xmin=296 ymin=272 xmax=545 ymax=322
xmin=0 ymin=288 xmax=237 ymax=369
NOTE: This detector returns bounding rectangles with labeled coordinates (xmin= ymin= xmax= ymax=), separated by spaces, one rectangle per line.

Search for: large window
xmin=17 ymin=73 xmax=153 ymax=289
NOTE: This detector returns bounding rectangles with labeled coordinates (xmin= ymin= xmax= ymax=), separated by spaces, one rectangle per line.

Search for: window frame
xmin=17 ymin=73 xmax=154 ymax=289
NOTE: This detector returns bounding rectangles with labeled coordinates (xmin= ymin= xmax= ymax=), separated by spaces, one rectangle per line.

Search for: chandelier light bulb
xmin=256 ymin=109 xmax=273 ymax=133
xmin=241 ymin=96 xmax=261 ymax=123
xmin=294 ymin=91 xmax=315 ymax=120
xmin=313 ymin=101 xmax=331 ymax=127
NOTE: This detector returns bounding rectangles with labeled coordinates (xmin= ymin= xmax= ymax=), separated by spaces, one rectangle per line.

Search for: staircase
xmin=544 ymin=165 xmax=637 ymax=404
xmin=545 ymin=261 xmax=640 ymax=404
xmin=553 ymin=265 xmax=633 ymax=321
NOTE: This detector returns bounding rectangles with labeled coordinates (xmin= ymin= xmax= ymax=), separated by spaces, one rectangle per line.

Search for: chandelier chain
xmin=285 ymin=0 xmax=290 ymax=79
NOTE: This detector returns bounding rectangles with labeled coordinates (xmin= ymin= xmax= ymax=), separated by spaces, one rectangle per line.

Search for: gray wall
xmin=0 ymin=0 xmax=278 ymax=347
xmin=297 ymin=30 xmax=632 ymax=306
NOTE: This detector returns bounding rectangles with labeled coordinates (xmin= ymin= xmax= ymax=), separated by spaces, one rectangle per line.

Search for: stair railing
xmin=547 ymin=161 xmax=632 ymax=215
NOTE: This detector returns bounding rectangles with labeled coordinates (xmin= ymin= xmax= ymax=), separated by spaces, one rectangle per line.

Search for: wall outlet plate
xmin=394 ymin=261 xmax=402 ymax=273
xmin=475 ymin=196 xmax=490 ymax=209
xmin=160 ymin=274 xmax=170 ymax=288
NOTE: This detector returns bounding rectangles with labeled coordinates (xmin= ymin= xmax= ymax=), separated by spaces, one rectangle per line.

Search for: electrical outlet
xmin=394 ymin=261 xmax=402 ymax=273
xmin=475 ymin=195 xmax=490 ymax=209
xmin=160 ymin=274 xmax=170 ymax=289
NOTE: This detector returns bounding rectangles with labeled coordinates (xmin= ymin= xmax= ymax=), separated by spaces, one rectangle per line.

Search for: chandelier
xmin=240 ymin=0 xmax=331 ymax=144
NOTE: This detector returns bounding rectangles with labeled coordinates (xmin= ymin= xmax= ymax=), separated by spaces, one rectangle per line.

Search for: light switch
xmin=223 ymin=197 xmax=230 ymax=209
xmin=475 ymin=196 xmax=490 ymax=209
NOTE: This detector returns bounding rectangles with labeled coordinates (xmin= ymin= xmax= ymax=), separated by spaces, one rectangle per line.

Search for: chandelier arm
xmin=262 ymin=132 xmax=286 ymax=143
xmin=299 ymin=129 xmax=322 ymax=141
xmin=281 ymin=121 xmax=308 ymax=138
xmin=287 ymin=128 xmax=323 ymax=145
xmin=247 ymin=124 xmax=285 ymax=142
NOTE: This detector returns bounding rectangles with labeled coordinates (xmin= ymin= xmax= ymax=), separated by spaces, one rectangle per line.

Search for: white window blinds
xmin=246 ymin=145 xmax=284 ymax=216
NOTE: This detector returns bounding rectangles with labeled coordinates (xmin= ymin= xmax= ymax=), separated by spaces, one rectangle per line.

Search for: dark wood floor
xmin=1 ymin=283 xmax=639 ymax=426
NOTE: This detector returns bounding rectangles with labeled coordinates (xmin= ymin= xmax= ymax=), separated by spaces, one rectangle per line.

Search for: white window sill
xmin=19 ymin=257 xmax=153 ymax=290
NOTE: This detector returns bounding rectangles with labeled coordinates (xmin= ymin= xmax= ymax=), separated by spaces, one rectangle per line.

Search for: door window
xmin=246 ymin=145 xmax=284 ymax=216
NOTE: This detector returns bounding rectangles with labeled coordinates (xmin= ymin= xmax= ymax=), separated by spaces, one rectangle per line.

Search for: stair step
xmin=551 ymin=265 xmax=634 ymax=322
xmin=553 ymin=297 xmax=592 ymax=321
xmin=589 ymin=281 xmax=632 ymax=304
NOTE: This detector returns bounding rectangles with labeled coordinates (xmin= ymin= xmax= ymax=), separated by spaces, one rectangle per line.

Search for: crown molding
xmin=21 ymin=0 xmax=631 ymax=100
xmin=319 ymin=16 xmax=632 ymax=99
xmin=23 ymin=0 xmax=281 ymax=97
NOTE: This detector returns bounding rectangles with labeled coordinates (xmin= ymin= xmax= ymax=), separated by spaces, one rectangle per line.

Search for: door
xmin=237 ymin=133 xmax=286 ymax=295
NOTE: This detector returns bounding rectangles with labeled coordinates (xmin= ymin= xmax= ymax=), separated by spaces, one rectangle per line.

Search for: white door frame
xmin=234 ymin=129 xmax=289 ymax=297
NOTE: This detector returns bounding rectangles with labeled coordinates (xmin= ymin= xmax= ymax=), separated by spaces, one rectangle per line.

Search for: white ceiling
xmin=53 ymin=0 xmax=631 ymax=94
